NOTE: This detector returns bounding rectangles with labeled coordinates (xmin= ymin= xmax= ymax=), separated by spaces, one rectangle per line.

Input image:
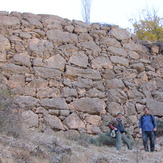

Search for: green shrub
xmin=129 ymin=8 xmax=163 ymax=42
xmin=88 ymin=132 xmax=116 ymax=147
xmin=156 ymin=119 xmax=163 ymax=137
xmin=73 ymin=132 xmax=90 ymax=147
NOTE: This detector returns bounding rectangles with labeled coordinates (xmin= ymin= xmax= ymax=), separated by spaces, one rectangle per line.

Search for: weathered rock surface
xmin=63 ymin=112 xmax=85 ymax=129
xmin=147 ymin=99 xmax=163 ymax=116
xmin=0 ymin=11 xmax=162 ymax=142
xmin=70 ymin=97 xmax=106 ymax=115
xmin=39 ymin=98 xmax=68 ymax=110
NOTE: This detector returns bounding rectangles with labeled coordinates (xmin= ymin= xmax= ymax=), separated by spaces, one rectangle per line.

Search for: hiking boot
xmin=144 ymin=147 xmax=149 ymax=152
xmin=150 ymin=148 xmax=154 ymax=152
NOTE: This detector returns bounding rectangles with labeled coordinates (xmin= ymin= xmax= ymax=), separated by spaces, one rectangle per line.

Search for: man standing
xmin=109 ymin=113 xmax=132 ymax=151
xmin=139 ymin=107 xmax=157 ymax=152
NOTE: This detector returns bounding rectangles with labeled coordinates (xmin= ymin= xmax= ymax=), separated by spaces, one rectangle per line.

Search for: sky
xmin=0 ymin=0 xmax=163 ymax=29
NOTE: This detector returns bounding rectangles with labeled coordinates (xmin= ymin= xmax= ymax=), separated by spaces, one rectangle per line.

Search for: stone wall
xmin=0 ymin=11 xmax=163 ymax=138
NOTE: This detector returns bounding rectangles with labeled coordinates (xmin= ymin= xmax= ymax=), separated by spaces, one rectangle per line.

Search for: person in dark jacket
xmin=139 ymin=107 xmax=157 ymax=152
xmin=109 ymin=113 xmax=132 ymax=151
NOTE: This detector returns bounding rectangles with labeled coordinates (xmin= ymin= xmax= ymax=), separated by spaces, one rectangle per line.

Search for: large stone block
xmin=44 ymin=114 xmax=65 ymax=130
xmin=11 ymin=87 xmax=36 ymax=96
xmin=78 ymin=33 xmax=93 ymax=42
xmin=107 ymin=102 xmax=124 ymax=116
xmin=147 ymin=99 xmax=163 ymax=116
xmin=99 ymin=37 xmax=121 ymax=47
xmin=159 ymin=68 xmax=163 ymax=78
xmin=5 ymin=74 xmax=25 ymax=88
xmin=41 ymin=15 xmax=64 ymax=28
xmin=105 ymin=79 xmax=125 ymax=89
xmin=29 ymin=78 xmax=48 ymax=88
xmin=108 ymin=47 xmax=128 ymax=57
xmin=128 ymin=51 xmax=140 ymax=59
xmin=70 ymin=97 xmax=106 ymax=115
xmin=141 ymin=80 xmax=158 ymax=92
xmin=93 ymin=81 xmax=105 ymax=91
xmin=85 ymin=114 xmax=101 ymax=125
xmin=86 ymin=125 xmax=101 ymax=134
xmin=152 ymin=91 xmax=163 ymax=102
xmin=89 ymin=29 xmax=107 ymax=39
xmin=72 ymin=78 xmax=93 ymax=89
xmin=73 ymin=20 xmax=91 ymax=31
xmin=136 ymin=72 xmax=148 ymax=85
xmin=0 ymin=16 xmax=20 ymax=26
xmin=123 ymin=41 xmax=148 ymax=53
xmin=107 ymin=89 xmax=128 ymax=103
xmin=19 ymin=32 xmax=31 ymax=39
xmin=61 ymin=87 xmax=77 ymax=98
xmin=86 ymin=88 xmax=106 ymax=98
xmin=130 ymin=63 xmax=145 ymax=73
xmin=109 ymin=28 xmax=131 ymax=41
xmin=91 ymin=57 xmax=113 ymax=69
xmin=47 ymin=30 xmax=78 ymax=45
xmin=32 ymin=58 xmax=44 ymax=67
xmin=79 ymin=41 xmax=101 ymax=55
xmin=36 ymin=88 xmax=60 ymax=99
xmin=69 ymin=52 xmax=88 ymax=68
xmin=151 ymin=45 xmax=159 ymax=54
xmin=22 ymin=13 xmax=42 ymax=28
xmin=124 ymin=102 xmax=137 ymax=115
xmin=21 ymin=110 xmax=38 ymax=128
xmin=126 ymin=115 xmax=138 ymax=125
xmin=127 ymin=89 xmax=144 ymax=100
xmin=63 ymin=113 xmax=85 ymax=129
xmin=151 ymin=55 xmax=163 ymax=70
xmin=74 ymin=25 xmax=88 ymax=33
xmin=65 ymin=65 xmax=101 ymax=80
xmin=102 ymin=70 xmax=115 ymax=80
xmin=33 ymin=67 xmax=62 ymax=79
xmin=155 ymin=78 xmax=163 ymax=90
xmin=39 ymin=98 xmax=68 ymax=110
xmin=0 ymin=50 xmax=6 ymax=62
xmin=28 ymin=38 xmax=53 ymax=58
xmin=110 ymin=56 xmax=129 ymax=67
xmin=2 ymin=64 xmax=30 ymax=75
xmin=0 ymin=35 xmax=11 ymax=50
xmin=45 ymin=54 xmax=66 ymax=71
xmin=14 ymin=96 xmax=38 ymax=108
xmin=12 ymin=52 xmax=31 ymax=67
xmin=59 ymin=44 xmax=78 ymax=57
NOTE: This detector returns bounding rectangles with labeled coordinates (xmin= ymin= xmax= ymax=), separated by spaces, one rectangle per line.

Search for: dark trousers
xmin=142 ymin=131 xmax=155 ymax=152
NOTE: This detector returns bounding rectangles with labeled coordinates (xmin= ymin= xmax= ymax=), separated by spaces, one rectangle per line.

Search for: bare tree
xmin=81 ymin=0 xmax=91 ymax=24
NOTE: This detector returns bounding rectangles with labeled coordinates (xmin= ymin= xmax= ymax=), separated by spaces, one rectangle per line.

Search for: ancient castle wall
xmin=0 ymin=11 xmax=163 ymax=138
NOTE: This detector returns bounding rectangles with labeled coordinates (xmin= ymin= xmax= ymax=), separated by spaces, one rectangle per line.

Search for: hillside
xmin=0 ymin=11 xmax=163 ymax=162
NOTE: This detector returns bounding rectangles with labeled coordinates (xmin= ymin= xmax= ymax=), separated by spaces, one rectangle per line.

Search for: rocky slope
xmin=0 ymin=130 xmax=162 ymax=163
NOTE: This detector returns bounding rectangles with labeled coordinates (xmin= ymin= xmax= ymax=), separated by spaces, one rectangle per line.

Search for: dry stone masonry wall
xmin=0 ymin=11 xmax=163 ymax=138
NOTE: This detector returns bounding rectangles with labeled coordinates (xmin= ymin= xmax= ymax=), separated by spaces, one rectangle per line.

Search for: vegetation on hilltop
xmin=129 ymin=9 xmax=163 ymax=42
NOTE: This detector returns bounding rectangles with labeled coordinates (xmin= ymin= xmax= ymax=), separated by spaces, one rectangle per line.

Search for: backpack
xmin=140 ymin=114 xmax=155 ymax=126
xmin=140 ymin=114 xmax=157 ymax=137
